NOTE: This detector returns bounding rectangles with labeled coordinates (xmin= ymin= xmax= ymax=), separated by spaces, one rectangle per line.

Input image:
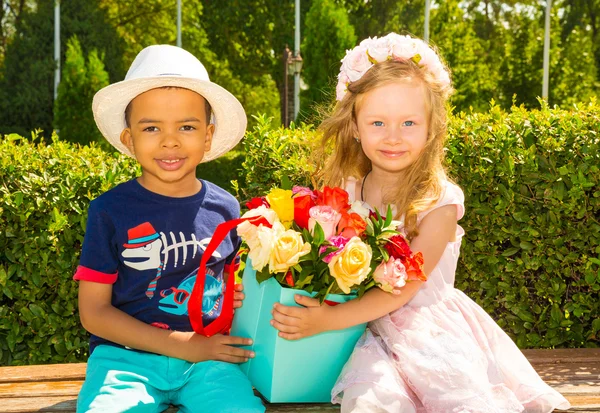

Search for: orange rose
xmin=338 ymin=212 xmax=367 ymax=238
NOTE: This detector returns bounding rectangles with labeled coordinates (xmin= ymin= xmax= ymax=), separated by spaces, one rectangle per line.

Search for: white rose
xmin=367 ymin=37 xmax=391 ymax=63
xmin=247 ymin=223 xmax=284 ymax=271
xmin=349 ymin=200 xmax=371 ymax=219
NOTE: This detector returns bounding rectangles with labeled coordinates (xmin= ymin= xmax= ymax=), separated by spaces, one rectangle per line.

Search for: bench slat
xmin=0 ymin=381 xmax=81 ymax=398
xmin=0 ymin=364 xmax=86 ymax=384
xmin=523 ymin=349 xmax=600 ymax=364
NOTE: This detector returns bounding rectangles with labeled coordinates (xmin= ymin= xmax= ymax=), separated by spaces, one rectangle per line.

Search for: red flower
xmin=294 ymin=194 xmax=316 ymax=229
xmin=405 ymin=252 xmax=427 ymax=281
xmin=315 ymin=186 xmax=350 ymax=214
xmin=369 ymin=210 xmax=381 ymax=221
xmin=385 ymin=235 xmax=412 ymax=260
xmin=338 ymin=212 xmax=367 ymax=238
xmin=245 ymin=197 xmax=269 ymax=210
xmin=285 ymin=271 xmax=295 ymax=287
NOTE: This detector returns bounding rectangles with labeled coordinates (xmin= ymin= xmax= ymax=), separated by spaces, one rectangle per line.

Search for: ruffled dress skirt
xmin=332 ymin=289 xmax=571 ymax=413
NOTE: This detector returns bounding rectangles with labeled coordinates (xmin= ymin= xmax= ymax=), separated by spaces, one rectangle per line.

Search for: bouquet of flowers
xmin=237 ymin=186 xmax=426 ymax=301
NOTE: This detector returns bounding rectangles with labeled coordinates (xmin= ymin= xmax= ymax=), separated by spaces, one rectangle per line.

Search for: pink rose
xmin=366 ymin=37 xmax=391 ymax=63
xmin=292 ymin=186 xmax=316 ymax=198
xmin=319 ymin=235 xmax=350 ymax=263
xmin=373 ymin=257 xmax=408 ymax=295
xmin=390 ymin=36 xmax=419 ymax=61
xmin=308 ymin=205 xmax=341 ymax=240
xmin=336 ymin=73 xmax=350 ymax=101
xmin=341 ymin=45 xmax=372 ymax=82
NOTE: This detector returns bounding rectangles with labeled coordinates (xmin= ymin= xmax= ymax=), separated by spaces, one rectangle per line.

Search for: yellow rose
xmin=328 ymin=237 xmax=372 ymax=294
xmin=266 ymin=188 xmax=294 ymax=223
xmin=268 ymin=222 xmax=311 ymax=274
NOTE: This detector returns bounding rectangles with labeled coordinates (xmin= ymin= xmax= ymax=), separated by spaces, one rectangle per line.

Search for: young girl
xmin=271 ymin=33 xmax=570 ymax=413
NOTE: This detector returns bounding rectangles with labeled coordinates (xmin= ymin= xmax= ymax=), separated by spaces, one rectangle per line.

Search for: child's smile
xmin=120 ymin=87 xmax=214 ymax=197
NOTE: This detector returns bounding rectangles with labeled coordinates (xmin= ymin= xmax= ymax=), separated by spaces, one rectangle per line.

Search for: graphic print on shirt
xmin=121 ymin=222 xmax=221 ymax=299
xmin=158 ymin=267 xmax=222 ymax=317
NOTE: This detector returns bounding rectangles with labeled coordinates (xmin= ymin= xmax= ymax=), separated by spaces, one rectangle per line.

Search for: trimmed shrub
xmin=448 ymin=101 xmax=600 ymax=348
xmin=0 ymin=133 xmax=138 ymax=365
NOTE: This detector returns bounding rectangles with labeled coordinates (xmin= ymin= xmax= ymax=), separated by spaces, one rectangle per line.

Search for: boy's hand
xmin=233 ymin=283 xmax=244 ymax=310
xmin=183 ymin=332 xmax=254 ymax=363
xmin=271 ymin=295 xmax=332 ymax=340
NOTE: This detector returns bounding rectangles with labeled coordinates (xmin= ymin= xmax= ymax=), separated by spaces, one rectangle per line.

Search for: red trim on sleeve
xmin=73 ymin=265 xmax=118 ymax=284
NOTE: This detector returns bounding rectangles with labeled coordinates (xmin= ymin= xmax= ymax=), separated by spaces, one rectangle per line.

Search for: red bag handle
xmin=188 ymin=216 xmax=270 ymax=336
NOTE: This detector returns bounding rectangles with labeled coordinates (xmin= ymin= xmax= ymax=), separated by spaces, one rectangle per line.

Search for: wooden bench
xmin=1 ymin=349 xmax=599 ymax=412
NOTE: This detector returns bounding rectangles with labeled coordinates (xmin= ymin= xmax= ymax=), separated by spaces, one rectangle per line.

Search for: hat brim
xmin=92 ymin=77 xmax=247 ymax=162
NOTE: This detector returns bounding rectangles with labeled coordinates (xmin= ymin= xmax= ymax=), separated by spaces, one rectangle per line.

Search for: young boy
xmin=74 ymin=45 xmax=265 ymax=412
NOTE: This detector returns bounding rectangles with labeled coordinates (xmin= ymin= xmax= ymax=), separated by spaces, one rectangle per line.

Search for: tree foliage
xmin=53 ymin=36 xmax=109 ymax=147
xmin=300 ymin=0 xmax=356 ymax=118
xmin=0 ymin=0 xmax=124 ymax=137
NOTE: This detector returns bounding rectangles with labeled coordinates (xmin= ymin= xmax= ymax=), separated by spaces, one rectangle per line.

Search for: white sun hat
xmin=92 ymin=44 xmax=247 ymax=162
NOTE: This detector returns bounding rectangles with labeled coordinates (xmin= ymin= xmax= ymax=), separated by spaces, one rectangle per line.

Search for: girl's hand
xmin=233 ymin=283 xmax=244 ymax=309
xmin=271 ymin=295 xmax=333 ymax=340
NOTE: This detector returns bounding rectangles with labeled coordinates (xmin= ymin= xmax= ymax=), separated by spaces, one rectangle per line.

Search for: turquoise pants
xmin=77 ymin=345 xmax=265 ymax=413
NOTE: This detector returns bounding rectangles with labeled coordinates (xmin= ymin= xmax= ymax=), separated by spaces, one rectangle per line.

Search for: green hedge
xmin=1 ymin=102 xmax=599 ymax=366
xmin=0 ymin=134 xmax=138 ymax=365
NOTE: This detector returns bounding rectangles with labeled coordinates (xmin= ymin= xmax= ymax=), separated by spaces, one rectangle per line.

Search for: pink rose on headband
xmin=390 ymin=37 xmax=420 ymax=61
xmin=341 ymin=45 xmax=372 ymax=82
xmin=336 ymin=73 xmax=350 ymax=101
xmin=365 ymin=37 xmax=391 ymax=63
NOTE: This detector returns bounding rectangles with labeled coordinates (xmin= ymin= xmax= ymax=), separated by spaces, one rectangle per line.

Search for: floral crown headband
xmin=336 ymin=33 xmax=451 ymax=101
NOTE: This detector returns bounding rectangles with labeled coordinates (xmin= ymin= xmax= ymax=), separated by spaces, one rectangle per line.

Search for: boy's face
xmin=120 ymin=88 xmax=215 ymax=197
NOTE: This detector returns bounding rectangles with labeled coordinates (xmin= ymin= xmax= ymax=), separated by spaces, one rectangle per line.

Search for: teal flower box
xmin=230 ymin=262 xmax=367 ymax=403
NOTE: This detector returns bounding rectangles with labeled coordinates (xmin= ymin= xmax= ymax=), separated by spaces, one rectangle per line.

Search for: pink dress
xmin=332 ymin=179 xmax=571 ymax=413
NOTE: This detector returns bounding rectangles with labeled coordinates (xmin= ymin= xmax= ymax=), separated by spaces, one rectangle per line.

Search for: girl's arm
xmin=271 ymin=204 xmax=458 ymax=340
xmin=78 ymin=281 xmax=254 ymax=363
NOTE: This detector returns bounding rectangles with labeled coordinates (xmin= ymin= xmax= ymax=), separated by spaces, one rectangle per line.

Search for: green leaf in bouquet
xmin=377 ymin=246 xmax=389 ymax=262
xmin=296 ymin=274 xmax=314 ymax=288
xmin=302 ymin=227 xmax=314 ymax=243
xmin=256 ymin=268 xmax=272 ymax=284
xmin=313 ymin=222 xmax=325 ymax=246
xmin=378 ymin=229 xmax=398 ymax=239
xmin=366 ymin=218 xmax=375 ymax=236
xmin=384 ymin=205 xmax=394 ymax=228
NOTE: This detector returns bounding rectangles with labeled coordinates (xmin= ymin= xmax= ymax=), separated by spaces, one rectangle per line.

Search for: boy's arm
xmin=78 ymin=280 xmax=254 ymax=363
xmin=271 ymin=204 xmax=458 ymax=339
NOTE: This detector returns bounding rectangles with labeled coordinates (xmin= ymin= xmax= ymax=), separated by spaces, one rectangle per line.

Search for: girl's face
xmin=355 ymin=81 xmax=429 ymax=176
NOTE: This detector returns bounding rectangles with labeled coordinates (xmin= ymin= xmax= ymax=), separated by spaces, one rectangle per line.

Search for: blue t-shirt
xmin=74 ymin=179 xmax=240 ymax=354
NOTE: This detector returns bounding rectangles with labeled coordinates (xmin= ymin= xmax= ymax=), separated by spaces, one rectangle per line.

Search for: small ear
xmin=204 ymin=123 xmax=215 ymax=153
xmin=120 ymin=129 xmax=134 ymax=154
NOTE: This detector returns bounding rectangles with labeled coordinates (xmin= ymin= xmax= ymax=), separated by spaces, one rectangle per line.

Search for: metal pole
xmin=54 ymin=0 xmax=60 ymax=101
xmin=294 ymin=0 xmax=300 ymax=121
xmin=424 ymin=0 xmax=431 ymax=43
xmin=283 ymin=47 xmax=290 ymax=127
xmin=177 ymin=0 xmax=182 ymax=47
xmin=542 ymin=0 xmax=552 ymax=100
